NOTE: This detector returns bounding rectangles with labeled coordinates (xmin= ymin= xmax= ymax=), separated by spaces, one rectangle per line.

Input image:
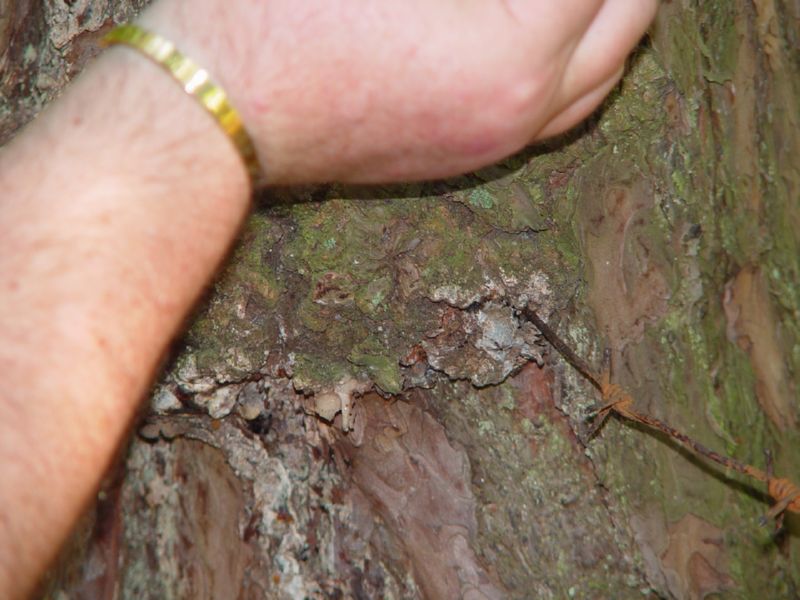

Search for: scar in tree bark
xmin=520 ymin=306 xmax=800 ymax=526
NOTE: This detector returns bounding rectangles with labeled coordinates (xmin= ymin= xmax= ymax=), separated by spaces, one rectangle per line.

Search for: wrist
xmin=136 ymin=0 xmax=276 ymax=183
xmin=95 ymin=46 xmax=251 ymax=203
xmin=102 ymin=23 xmax=264 ymax=186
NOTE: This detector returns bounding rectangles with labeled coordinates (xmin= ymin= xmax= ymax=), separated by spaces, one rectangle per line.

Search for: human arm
xmin=0 ymin=1 xmax=657 ymax=597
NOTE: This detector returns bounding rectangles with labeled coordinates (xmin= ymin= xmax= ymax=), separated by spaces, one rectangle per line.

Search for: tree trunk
xmin=3 ymin=1 xmax=798 ymax=598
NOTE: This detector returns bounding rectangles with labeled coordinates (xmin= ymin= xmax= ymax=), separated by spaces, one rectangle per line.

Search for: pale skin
xmin=0 ymin=0 xmax=657 ymax=596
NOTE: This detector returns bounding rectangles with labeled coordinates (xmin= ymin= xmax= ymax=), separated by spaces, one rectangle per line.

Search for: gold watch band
xmin=103 ymin=23 xmax=263 ymax=185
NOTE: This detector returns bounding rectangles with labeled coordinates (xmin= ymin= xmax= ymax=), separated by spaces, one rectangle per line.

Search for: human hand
xmin=140 ymin=0 xmax=658 ymax=185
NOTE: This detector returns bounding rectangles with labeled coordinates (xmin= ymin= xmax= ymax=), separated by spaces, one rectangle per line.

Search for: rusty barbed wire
xmin=521 ymin=307 xmax=800 ymax=524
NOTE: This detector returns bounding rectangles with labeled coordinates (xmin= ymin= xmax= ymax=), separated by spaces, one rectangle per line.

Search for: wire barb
xmin=523 ymin=307 xmax=800 ymax=523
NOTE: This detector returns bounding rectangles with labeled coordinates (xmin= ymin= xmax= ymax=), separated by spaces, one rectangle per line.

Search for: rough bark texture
xmin=3 ymin=1 xmax=799 ymax=599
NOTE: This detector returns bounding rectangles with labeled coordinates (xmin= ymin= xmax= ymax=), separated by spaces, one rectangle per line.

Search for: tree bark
xmin=2 ymin=1 xmax=798 ymax=598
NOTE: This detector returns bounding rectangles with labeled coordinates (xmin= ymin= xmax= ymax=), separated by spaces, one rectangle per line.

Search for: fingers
xmin=562 ymin=0 xmax=659 ymax=101
xmin=533 ymin=64 xmax=623 ymax=139
xmin=532 ymin=0 xmax=658 ymax=139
